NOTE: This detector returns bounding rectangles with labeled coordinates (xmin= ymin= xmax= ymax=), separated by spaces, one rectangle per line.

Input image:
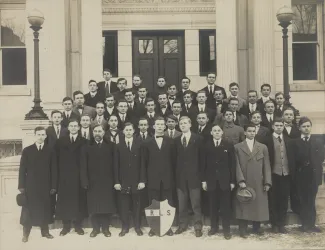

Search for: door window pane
xmin=292 ymin=4 xmax=317 ymax=42
xmin=139 ymin=40 xmax=153 ymax=54
xmin=2 ymin=48 xmax=27 ymax=85
xmin=1 ymin=10 xmax=25 ymax=46
xmin=293 ymin=43 xmax=317 ymax=80
xmin=102 ymin=31 xmax=118 ymax=77
xmin=199 ymin=30 xmax=216 ymax=76
xmin=164 ymin=39 xmax=178 ymax=53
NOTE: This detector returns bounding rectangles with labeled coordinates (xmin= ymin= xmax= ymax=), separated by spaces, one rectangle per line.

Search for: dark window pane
xmin=2 ymin=48 xmax=26 ymax=85
xmin=199 ymin=30 xmax=216 ymax=76
xmin=103 ymin=32 xmax=118 ymax=77
xmin=139 ymin=39 xmax=153 ymax=53
xmin=164 ymin=39 xmax=178 ymax=53
xmin=293 ymin=43 xmax=317 ymax=80
xmin=292 ymin=4 xmax=317 ymax=42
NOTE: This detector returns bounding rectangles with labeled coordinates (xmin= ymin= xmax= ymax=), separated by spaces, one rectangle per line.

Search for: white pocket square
xmin=224 ymin=150 xmax=228 ymax=152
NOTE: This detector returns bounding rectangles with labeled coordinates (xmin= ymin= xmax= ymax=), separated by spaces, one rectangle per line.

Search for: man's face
xmin=74 ymin=94 xmax=85 ymax=106
xmin=133 ymin=76 xmax=142 ymax=87
xmin=179 ymin=118 xmax=191 ymax=133
xmin=275 ymin=95 xmax=284 ymax=106
xmin=96 ymin=103 xmax=105 ymax=116
xmin=118 ymin=80 xmax=127 ymax=91
xmin=261 ymin=86 xmax=271 ymax=97
xmin=251 ymin=113 xmax=262 ymax=125
xmin=183 ymin=94 xmax=192 ymax=105
xmin=62 ymin=100 xmax=73 ymax=111
xmin=158 ymin=94 xmax=168 ymax=106
xmin=172 ymin=103 xmax=182 ymax=115
xmin=214 ymin=90 xmax=223 ymax=101
xmin=138 ymin=88 xmax=147 ymax=98
xmin=228 ymin=101 xmax=239 ymax=112
xmin=166 ymin=118 xmax=177 ymax=130
xmin=230 ymin=86 xmax=239 ymax=96
xmin=105 ymin=97 xmax=115 ymax=108
xmin=206 ymin=73 xmax=216 ymax=85
xmin=103 ymin=71 xmax=111 ymax=81
xmin=153 ymin=120 xmax=166 ymax=134
xmin=167 ymin=85 xmax=177 ymax=96
xmin=80 ymin=116 xmax=91 ymax=128
xmin=35 ymin=130 xmax=47 ymax=144
xmin=197 ymin=93 xmax=207 ymax=105
xmin=181 ymin=79 xmax=190 ymax=90
xmin=125 ymin=92 xmax=135 ymax=103
xmin=299 ymin=121 xmax=312 ymax=135
xmin=123 ymin=125 xmax=134 ymax=138
xmin=211 ymin=125 xmax=223 ymax=140
xmin=88 ymin=82 xmax=98 ymax=92
xmin=138 ymin=120 xmax=149 ymax=133
xmin=283 ymin=110 xmax=294 ymax=123
xmin=248 ymin=92 xmax=258 ymax=104
xmin=197 ymin=114 xmax=208 ymax=126
xmin=108 ymin=116 xmax=118 ymax=129
xmin=272 ymin=122 xmax=284 ymax=135
xmin=52 ymin=113 xmax=62 ymax=125
xmin=245 ymin=127 xmax=256 ymax=140
xmin=68 ymin=121 xmax=80 ymax=135
xmin=265 ymin=103 xmax=275 ymax=114
xmin=224 ymin=111 xmax=234 ymax=123
xmin=93 ymin=126 xmax=105 ymax=142
xmin=145 ymin=101 xmax=155 ymax=113
xmin=157 ymin=78 xmax=166 ymax=88
xmin=117 ymin=102 xmax=128 ymax=114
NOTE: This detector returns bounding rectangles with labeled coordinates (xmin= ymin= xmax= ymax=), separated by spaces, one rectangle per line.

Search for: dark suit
xmin=175 ymin=133 xmax=203 ymax=230
xmin=156 ymin=106 xmax=172 ymax=119
xmin=144 ymin=113 xmax=159 ymax=135
xmin=116 ymin=112 xmax=133 ymax=130
xmin=127 ymin=101 xmax=146 ymax=126
xmin=214 ymin=112 xmax=249 ymax=128
xmin=283 ymin=124 xmax=300 ymax=139
xmin=72 ymin=105 xmax=96 ymax=120
xmin=200 ymin=85 xmax=227 ymax=110
xmin=255 ymin=125 xmax=270 ymax=145
xmin=193 ymin=105 xmax=215 ymax=124
xmin=104 ymin=129 xmax=123 ymax=145
xmin=181 ymin=104 xmax=198 ymax=124
xmin=136 ymin=132 xmax=152 ymax=142
xmin=192 ymin=124 xmax=212 ymax=142
xmin=256 ymin=97 xmax=276 ymax=111
xmin=274 ymin=104 xmax=289 ymax=118
xmin=261 ymin=113 xmax=275 ymax=131
xmin=62 ymin=111 xmax=80 ymax=128
xmin=84 ymin=92 xmax=101 ymax=108
xmin=97 ymin=81 xmax=119 ymax=101
xmin=177 ymin=90 xmax=197 ymax=105
xmin=201 ymin=139 xmax=235 ymax=232
xmin=103 ymin=107 xmax=118 ymax=121
xmin=79 ymin=127 xmax=94 ymax=141
xmin=45 ymin=125 xmax=69 ymax=149
xmin=240 ymin=103 xmax=264 ymax=120
xmin=114 ymin=138 xmax=145 ymax=230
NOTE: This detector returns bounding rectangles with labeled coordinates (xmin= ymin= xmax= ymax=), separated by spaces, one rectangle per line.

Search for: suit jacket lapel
xmin=186 ymin=133 xmax=195 ymax=148
xmin=240 ymin=141 xmax=252 ymax=156
xmin=251 ymin=141 xmax=261 ymax=157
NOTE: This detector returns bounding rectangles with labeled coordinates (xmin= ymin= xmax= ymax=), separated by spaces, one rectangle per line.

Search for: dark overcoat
xmin=45 ymin=125 xmax=69 ymax=149
xmin=18 ymin=144 xmax=57 ymax=226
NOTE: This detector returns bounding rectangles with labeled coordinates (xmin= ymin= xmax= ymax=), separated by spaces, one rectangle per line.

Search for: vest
xmin=272 ymin=136 xmax=289 ymax=176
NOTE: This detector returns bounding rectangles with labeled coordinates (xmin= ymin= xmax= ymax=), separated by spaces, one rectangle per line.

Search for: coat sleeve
xmin=18 ymin=148 xmax=28 ymax=189
xmin=235 ymin=147 xmax=245 ymax=184
xmin=262 ymin=145 xmax=272 ymax=186
xmin=228 ymin=143 xmax=236 ymax=184
xmin=80 ymin=145 xmax=89 ymax=188
xmin=239 ymin=128 xmax=245 ymax=142
xmin=50 ymin=149 xmax=58 ymax=190
xmin=113 ymin=145 xmax=120 ymax=184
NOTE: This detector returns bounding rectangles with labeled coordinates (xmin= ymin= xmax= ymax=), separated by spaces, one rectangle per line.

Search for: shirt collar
xmin=182 ymin=131 xmax=191 ymax=138
xmin=198 ymin=104 xmax=205 ymax=108
xmin=200 ymin=124 xmax=206 ymax=129
xmin=96 ymin=139 xmax=103 ymax=144
xmin=35 ymin=142 xmax=44 ymax=148
xmin=70 ymin=134 xmax=78 ymax=140
xmin=246 ymin=138 xmax=254 ymax=143
xmin=262 ymin=96 xmax=270 ymax=102
xmin=213 ymin=138 xmax=222 ymax=143
xmin=301 ymin=134 xmax=311 ymax=140
xmin=230 ymin=95 xmax=238 ymax=98
xmin=147 ymin=111 xmax=155 ymax=116
xmin=105 ymin=80 xmax=111 ymax=84
xmin=81 ymin=127 xmax=89 ymax=131
xmin=273 ymin=132 xmax=283 ymax=139
xmin=90 ymin=91 xmax=97 ymax=96
xmin=125 ymin=137 xmax=133 ymax=143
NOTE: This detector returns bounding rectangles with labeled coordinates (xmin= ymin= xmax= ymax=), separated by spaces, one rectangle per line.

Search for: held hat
xmin=16 ymin=193 xmax=27 ymax=207
xmin=236 ymin=186 xmax=256 ymax=203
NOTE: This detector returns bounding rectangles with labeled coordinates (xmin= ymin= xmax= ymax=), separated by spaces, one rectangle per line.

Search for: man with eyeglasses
xmin=91 ymin=102 xmax=108 ymax=131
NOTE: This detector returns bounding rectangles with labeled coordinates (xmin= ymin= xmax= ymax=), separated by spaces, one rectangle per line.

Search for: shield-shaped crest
xmin=145 ymin=199 xmax=176 ymax=236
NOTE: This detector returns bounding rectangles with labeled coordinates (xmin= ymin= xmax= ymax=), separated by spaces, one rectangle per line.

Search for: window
xmin=292 ymin=3 xmax=324 ymax=82
xmin=102 ymin=31 xmax=118 ymax=77
xmin=0 ymin=9 xmax=26 ymax=85
xmin=199 ymin=30 xmax=216 ymax=76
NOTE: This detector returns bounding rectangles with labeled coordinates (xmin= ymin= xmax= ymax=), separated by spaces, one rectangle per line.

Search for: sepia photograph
xmin=0 ymin=0 xmax=324 ymax=249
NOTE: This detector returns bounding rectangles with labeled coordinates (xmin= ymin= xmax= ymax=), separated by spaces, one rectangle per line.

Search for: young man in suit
xmin=265 ymin=118 xmax=294 ymax=234
xmin=292 ymin=117 xmax=324 ymax=233
xmin=61 ymin=97 xmax=80 ymax=128
xmin=261 ymin=100 xmax=276 ymax=130
xmin=193 ymin=112 xmax=212 ymax=142
xmin=80 ymin=124 xmax=116 ymax=238
xmin=114 ymin=123 xmax=146 ymax=237
xmin=274 ymin=92 xmax=288 ymax=118
xmin=97 ymin=68 xmax=119 ymax=101
xmin=171 ymin=100 xmax=183 ymax=125
xmin=250 ymin=111 xmax=270 ymax=144
xmin=144 ymin=98 xmax=158 ymax=133
xmin=125 ymin=88 xmax=145 ymax=124
xmin=176 ymin=77 xmax=197 ymax=105
xmin=114 ymin=78 xmax=128 ymax=102
xmin=91 ymin=102 xmax=108 ymax=131
xmin=214 ymin=89 xmax=228 ymax=116
xmin=137 ymin=86 xmax=148 ymax=105
xmin=18 ymin=127 xmax=57 ymax=242
xmin=181 ymin=90 xmax=198 ymax=124
xmin=221 ymin=109 xmax=245 ymax=145
xmin=104 ymin=115 xmax=123 ymax=144
xmin=167 ymin=84 xmax=179 ymax=109
xmin=103 ymin=94 xmax=118 ymax=121
xmin=151 ymin=76 xmax=168 ymax=102
xmin=199 ymin=72 xmax=227 ymax=110
xmin=241 ymin=90 xmax=264 ymax=119
xmin=174 ymin=116 xmax=203 ymax=237
xmin=72 ymin=91 xmax=96 ymax=119
xmin=196 ymin=90 xmax=214 ymax=122
xmin=282 ymin=107 xmax=300 ymax=139
xmin=116 ymin=99 xmax=132 ymax=130
xmin=79 ymin=114 xmax=93 ymax=141
xmin=156 ymin=93 xmax=172 ymax=118
xmin=84 ymin=80 xmax=101 ymax=108
xmin=46 ymin=110 xmax=69 ymax=148
xmin=137 ymin=117 xmax=152 ymax=141
xmin=132 ymin=74 xmax=143 ymax=93
xmin=226 ymin=82 xmax=246 ymax=110
xmin=141 ymin=117 xmax=176 ymax=237
xmin=256 ymin=83 xmax=276 ymax=108
xmin=164 ymin=115 xmax=182 ymax=139
xmin=55 ymin=119 xmax=88 ymax=236
xmin=201 ymin=124 xmax=236 ymax=239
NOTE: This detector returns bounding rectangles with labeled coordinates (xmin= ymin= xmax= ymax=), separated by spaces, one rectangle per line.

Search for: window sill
xmin=0 ymin=86 xmax=31 ymax=96
xmin=290 ymin=82 xmax=325 ymax=92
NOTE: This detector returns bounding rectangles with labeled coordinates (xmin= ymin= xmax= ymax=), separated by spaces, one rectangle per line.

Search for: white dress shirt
xmin=155 ymin=135 xmax=163 ymax=149
xmin=198 ymin=104 xmax=206 ymax=112
xmin=168 ymin=129 xmax=175 ymax=138
xmin=284 ymin=123 xmax=292 ymax=134
xmin=119 ymin=113 xmax=126 ymax=122
xmin=147 ymin=112 xmax=155 ymax=118
xmin=262 ymin=96 xmax=270 ymax=103
xmin=273 ymin=132 xmax=283 ymax=141
xmin=255 ymin=125 xmax=260 ymax=134
xmin=246 ymin=138 xmax=254 ymax=152
xmin=90 ymin=91 xmax=97 ymax=98
xmin=65 ymin=110 xmax=71 ymax=118
xmin=125 ymin=137 xmax=133 ymax=149
xmin=35 ymin=142 xmax=44 ymax=150
xmin=266 ymin=113 xmax=274 ymax=122
xmin=97 ymin=115 xmax=104 ymax=124
xmin=233 ymin=112 xmax=237 ymax=121
xmin=55 ymin=125 xmax=61 ymax=138
xmin=199 ymin=124 xmax=206 ymax=132
xmin=81 ymin=127 xmax=89 ymax=138
xmin=249 ymin=103 xmax=256 ymax=112
xmin=181 ymin=131 xmax=191 ymax=146
xmin=70 ymin=134 xmax=78 ymax=142
xmin=301 ymin=134 xmax=311 ymax=141
xmin=106 ymin=107 xmax=114 ymax=115
xmin=213 ymin=138 xmax=222 ymax=147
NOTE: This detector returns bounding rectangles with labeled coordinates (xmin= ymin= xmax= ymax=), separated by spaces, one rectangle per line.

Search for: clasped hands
xmin=114 ymin=183 xmax=145 ymax=191
xmin=201 ymin=182 xmax=235 ymax=191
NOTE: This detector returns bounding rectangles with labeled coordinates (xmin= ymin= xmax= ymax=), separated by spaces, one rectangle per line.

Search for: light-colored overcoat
xmin=234 ymin=140 xmax=272 ymax=221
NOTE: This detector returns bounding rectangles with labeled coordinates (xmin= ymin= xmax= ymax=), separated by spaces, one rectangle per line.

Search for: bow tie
xmin=169 ymin=97 xmax=175 ymax=100
xmin=161 ymin=105 xmax=167 ymax=109
xmin=155 ymin=136 xmax=164 ymax=138
xmin=284 ymin=124 xmax=292 ymax=127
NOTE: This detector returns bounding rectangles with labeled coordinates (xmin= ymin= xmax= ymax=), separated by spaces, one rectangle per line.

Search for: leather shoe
xmin=42 ymin=233 xmax=54 ymax=239
xmin=22 ymin=236 xmax=28 ymax=243
xmin=166 ymin=229 xmax=173 ymax=236
xmin=309 ymin=226 xmax=322 ymax=233
xmin=119 ymin=229 xmax=129 ymax=237
xmin=299 ymin=226 xmax=308 ymax=232
xmin=253 ymin=228 xmax=264 ymax=236
xmin=175 ymin=227 xmax=186 ymax=235
xmin=103 ymin=229 xmax=111 ymax=237
xmin=224 ymin=232 xmax=232 ymax=240
xmin=135 ymin=228 xmax=143 ymax=236
xmin=195 ymin=230 xmax=202 ymax=237
xmin=75 ymin=227 xmax=84 ymax=235
xmin=271 ymin=226 xmax=278 ymax=233
xmin=278 ymin=226 xmax=288 ymax=234
xmin=208 ymin=228 xmax=218 ymax=236
xmin=90 ymin=230 xmax=99 ymax=238
xmin=148 ymin=229 xmax=155 ymax=237
xmin=60 ymin=228 xmax=70 ymax=236
xmin=239 ymin=230 xmax=248 ymax=239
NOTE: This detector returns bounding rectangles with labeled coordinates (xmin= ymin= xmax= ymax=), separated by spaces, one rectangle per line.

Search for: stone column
xmin=216 ymin=0 xmax=238 ymax=90
xmin=253 ymin=0 xmax=275 ymax=92
xmin=118 ymin=31 xmax=132 ymax=87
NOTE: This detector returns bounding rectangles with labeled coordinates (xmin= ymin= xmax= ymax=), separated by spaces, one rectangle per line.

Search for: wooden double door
xmin=132 ymin=31 xmax=185 ymax=93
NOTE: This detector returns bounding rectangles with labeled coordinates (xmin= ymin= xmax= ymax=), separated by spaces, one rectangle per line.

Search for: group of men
xmin=18 ymin=69 xmax=324 ymax=243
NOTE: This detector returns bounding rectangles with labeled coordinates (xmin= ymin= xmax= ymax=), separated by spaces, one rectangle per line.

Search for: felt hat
xmin=236 ymin=186 xmax=256 ymax=203
xmin=16 ymin=193 xmax=27 ymax=207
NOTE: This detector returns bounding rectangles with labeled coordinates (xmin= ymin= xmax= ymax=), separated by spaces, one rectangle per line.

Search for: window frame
xmin=102 ymin=30 xmax=118 ymax=77
xmin=199 ymin=29 xmax=216 ymax=77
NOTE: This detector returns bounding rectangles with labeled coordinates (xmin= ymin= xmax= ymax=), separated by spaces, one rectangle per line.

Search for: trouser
xmin=148 ymin=182 xmax=174 ymax=207
xmin=209 ymin=181 xmax=231 ymax=233
xmin=177 ymin=185 xmax=202 ymax=230
xmin=119 ymin=192 xmax=142 ymax=230
xmin=23 ymin=224 xmax=49 ymax=236
xmin=62 ymin=219 xmax=83 ymax=230
xmin=271 ymin=174 xmax=290 ymax=227
xmin=239 ymin=220 xmax=261 ymax=231
xmin=91 ymin=214 xmax=111 ymax=232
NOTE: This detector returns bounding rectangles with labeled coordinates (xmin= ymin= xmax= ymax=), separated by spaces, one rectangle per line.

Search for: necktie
xmin=140 ymin=98 xmax=144 ymax=104
xmin=97 ymin=142 xmax=101 ymax=148
xmin=182 ymin=136 xmax=187 ymax=148
xmin=127 ymin=141 xmax=131 ymax=151
xmin=142 ymin=133 xmax=146 ymax=140
xmin=149 ymin=114 xmax=153 ymax=119
xmin=209 ymin=86 xmax=212 ymax=94
xmin=169 ymin=130 xmax=173 ymax=138
xmin=155 ymin=135 xmax=164 ymax=138
xmin=71 ymin=136 xmax=75 ymax=143
xmin=198 ymin=126 xmax=202 ymax=133
xmin=39 ymin=145 xmax=42 ymax=151
xmin=106 ymin=82 xmax=110 ymax=93
xmin=98 ymin=116 xmax=102 ymax=124
xmin=277 ymin=136 xmax=282 ymax=143
xmin=56 ymin=126 xmax=60 ymax=137
xmin=83 ymin=131 xmax=87 ymax=139
xmin=186 ymin=104 xmax=189 ymax=112
xmin=66 ymin=112 xmax=69 ymax=120
xmin=304 ymin=136 xmax=308 ymax=142
xmin=250 ymin=105 xmax=254 ymax=113
xmin=200 ymin=108 xmax=204 ymax=112
xmin=269 ymin=116 xmax=273 ymax=123
xmin=122 ymin=114 xmax=125 ymax=122
xmin=215 ymin=140 xmax=219 ymax=147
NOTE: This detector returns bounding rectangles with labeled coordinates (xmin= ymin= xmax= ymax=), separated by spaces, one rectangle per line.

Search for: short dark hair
xmin=62 ymin=96 xmax=73 ymax=103
xmin=250 ymin=110 xmax=262 ymax=117
xmin=166 ymin=115 xmax=177 ymax=122
xmin=158 ymin=92 xmax=167 ymax=98
xmin=117 ymin=78 xmax=127 ymax=85
xmin=157 ymin=76 xmax=166 ymax=81
xmin=73 ymin=90 xmax=83 ymax=99
xmin=88 ymin=79 xmax=97 ymax=85
xmin=124 ymin=122 xmax=134 ymax=129
xmin=223 ymin=109 xmax=234 ymax=116
xmin=34 ymin=126 xmax=46 ymax=134
xmin=248 ymin=90 xmax=258 ymax=96
xmin=197 ymin=90 xmax=207 ymax=96
xmin=108 ymin=114 xmax=118 ymax=121
xmin=68 ymin=119 xmax=79 ymax=126
xmin=197 ymin=112 xmax=208 ymax=118
xmin=92 ymin=124 xmax=104 ymax=131
xmin=118 ymin=99 xmax=128 ymax=105
xmin=228 ymin=97 xmax=239 ymax=103
xmin=80 ymin=114 xmax=91 ymax=119
xmin=275 ymin=92 xmax=284 ymax=98
xmin=298 ymin=116 xmax=312 ymax=127
xmin=145 ymin=98 xmax=155 ymax=105
xmin=124 ymin=88 xmax=134 ymax=95
xmin=272 ymin=117 xmax=284 ymax=125
xmin=283 ymin=107 xmax=295 ymax=114
xmin=154 ymin=116 xmax=166 ymax=123
xmin=138 ymin=117 xmax=149 ymax=123
xmin=167 ymin=83 xmax=177 ymax=89
xmin=105 ymin=93 xmax=115 ymax=100
xmin=183 ymin=90 xmax=193 ymax=98
xmin=206 ymin=72 xmax=216 ymax=77
xmin=244 ymin=123 xmax=256 ymax=131
xmin=229 ymin=82 xmax=239 ymax=89
xmin=181 ymin=76 xmax=191 ymax=83
xmin=261 ymin=83 xmax=271 ymax=91
xmin=264 ymin=100 xmax=275 ymax=106
xmin=133 ymin=74 xmax=142 ymax=80
xmin=95 ymin=101 xmax=105 ymax=107
xmin=138 ymin=86 xmax=147 ymax=91
xmin=103 ymin=68 xmax=112 ymax=74
xmin=51 ymin=110 xmax=62 ymax=117
xmin=172 ymin=100 xmax=182 ymax=107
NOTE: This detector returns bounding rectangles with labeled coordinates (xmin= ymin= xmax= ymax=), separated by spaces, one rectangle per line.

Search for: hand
xmin=264 ymin=185 xmax=270 ymax=192
xmin=202 ymin=182 xmax=207 ymax=191
xmin=114 ymin=184 xmax=122 ymax=191
xmin=230 ymin=184 xmax=235 ymax=191
xmin=19 ymin=188 xmax=25 ymax=194
xmin=137 ymin=182 xmax=145 ymax=190
xmin=50 ymin=189 xmax=56 ymax=195
xmin=239 ymin=182 xmax=246 ymax=188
